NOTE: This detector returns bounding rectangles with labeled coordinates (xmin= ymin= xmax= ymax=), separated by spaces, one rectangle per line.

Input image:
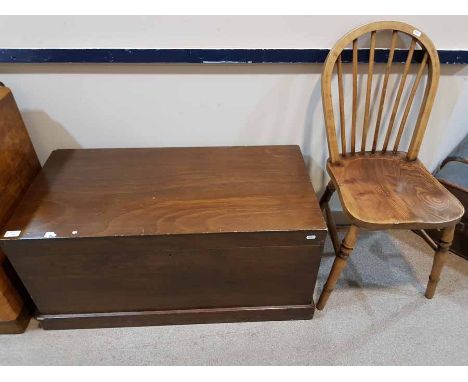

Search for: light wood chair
xmin=317 ymin=21 xmax=465 ymax=310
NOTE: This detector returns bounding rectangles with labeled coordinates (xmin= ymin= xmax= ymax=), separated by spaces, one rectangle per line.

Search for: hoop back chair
xmin=317 ymin=21 xmax=465 ymax=310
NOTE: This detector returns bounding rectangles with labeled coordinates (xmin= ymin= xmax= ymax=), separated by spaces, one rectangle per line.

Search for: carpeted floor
xmin=0 ymin=230 xmax=467 ymax=365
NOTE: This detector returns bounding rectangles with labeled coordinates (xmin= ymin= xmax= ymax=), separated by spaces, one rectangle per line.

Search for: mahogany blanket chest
xmin=0 ymin=145 xmax=327 ymax=330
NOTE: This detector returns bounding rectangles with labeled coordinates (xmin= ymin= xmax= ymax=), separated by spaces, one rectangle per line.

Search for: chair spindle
xmin=361 ymin=31 xmax=376 ymax=153
xmin=393 ymin=52 xmax=429 ymax=153
xmin=336 ymin=55 xmax=346 ymax=154
xmin=351 ymin=38 xmax=358 ymax=154
xmin=372 ymin=30 xmax=397 ymax=153
xmin=382 ymin=38 xmax=417 ymax=152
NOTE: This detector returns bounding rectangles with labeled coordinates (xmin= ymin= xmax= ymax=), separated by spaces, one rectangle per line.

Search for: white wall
xmin=1 ymin=16 xmax=467 ymax=206
xmin=1 ymin=16 xmax=468 ymax=49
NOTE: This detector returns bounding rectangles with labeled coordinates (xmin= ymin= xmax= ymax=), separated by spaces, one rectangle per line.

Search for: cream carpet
xmin=0 ymin=230 xmax=467 ymax=365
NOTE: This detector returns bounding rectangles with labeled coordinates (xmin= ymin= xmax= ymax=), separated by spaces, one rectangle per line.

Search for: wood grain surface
xmin=1 ymin=146 xmax=325 ymax=240
xmin=327 ymin=152 xmax=464 ymax=229
xmin=0 ymin=87 xmax=40 ymax=237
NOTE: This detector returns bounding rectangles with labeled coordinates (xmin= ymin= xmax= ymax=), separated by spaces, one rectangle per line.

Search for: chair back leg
xmin=319 ymin=181 xmax=340 ymax=255
xmin=425 ymin=225 xmax=455 ymax=299
xmin=317 ymin=225 xmax=359 ymax=310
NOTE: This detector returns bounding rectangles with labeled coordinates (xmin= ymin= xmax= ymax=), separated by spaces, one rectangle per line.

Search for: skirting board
xmin=37 ymin=304 xmax=314 ymax=330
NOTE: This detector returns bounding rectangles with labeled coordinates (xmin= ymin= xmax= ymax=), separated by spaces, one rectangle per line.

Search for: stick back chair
xmin=317 ymin=21 xmax=465 ymax=310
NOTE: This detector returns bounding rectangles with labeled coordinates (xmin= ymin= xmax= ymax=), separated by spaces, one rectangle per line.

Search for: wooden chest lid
xmin=1 ymin=145 xmax=326 ymax=241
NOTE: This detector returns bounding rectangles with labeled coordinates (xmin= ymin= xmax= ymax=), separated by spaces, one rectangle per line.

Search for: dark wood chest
xmin=0 ymin=145 xmax=326 ymax=329
xmin=430 ymin=143 xmax=468 ymax=260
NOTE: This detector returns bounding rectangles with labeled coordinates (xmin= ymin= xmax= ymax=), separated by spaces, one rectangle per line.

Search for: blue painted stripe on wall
xmin=0 ymin=49 xmax=467 ymax=64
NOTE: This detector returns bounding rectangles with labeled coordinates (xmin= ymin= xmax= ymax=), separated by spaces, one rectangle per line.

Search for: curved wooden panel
xmin=0 ymin=86 xmax=40 ymax=333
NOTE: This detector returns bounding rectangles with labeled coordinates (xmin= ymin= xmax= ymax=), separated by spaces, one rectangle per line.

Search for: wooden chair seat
xmin=327 ymin=152 xmax=464 ymax=230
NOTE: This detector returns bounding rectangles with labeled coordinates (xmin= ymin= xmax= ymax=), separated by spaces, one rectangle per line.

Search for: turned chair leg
xmin=317 ymin=225 xmax=359 ymax=310
xmin=425 ymin=225 xmax=455 ymax=299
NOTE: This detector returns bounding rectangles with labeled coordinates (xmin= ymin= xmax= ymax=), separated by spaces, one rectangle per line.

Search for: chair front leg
xmin=425 ymin=225 xmax=455 ymax=299
xmin=316 ymin=224 xmax=359 ymax=310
